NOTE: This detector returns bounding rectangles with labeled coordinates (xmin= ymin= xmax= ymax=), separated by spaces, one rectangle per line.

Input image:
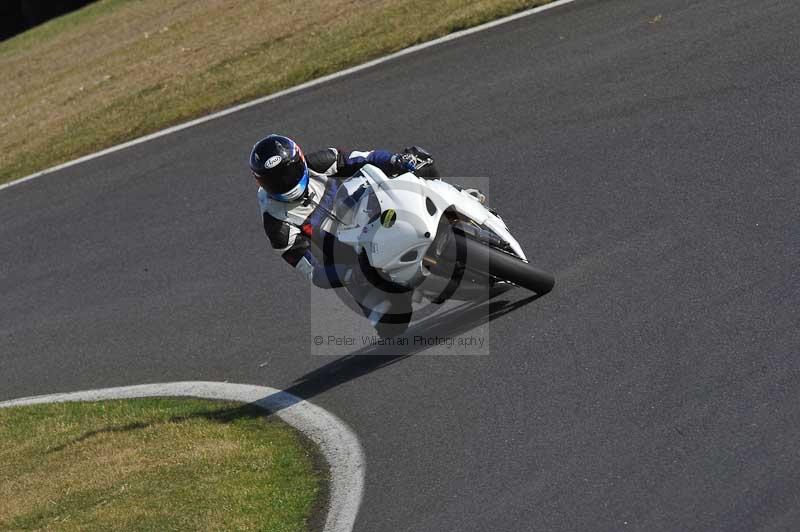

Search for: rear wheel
xmin=374 ymin=293 xmax=413 ymax=338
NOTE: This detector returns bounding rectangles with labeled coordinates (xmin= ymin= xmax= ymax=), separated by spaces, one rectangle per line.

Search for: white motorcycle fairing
xmin=333 ymin=164 xmax=526 ymax=288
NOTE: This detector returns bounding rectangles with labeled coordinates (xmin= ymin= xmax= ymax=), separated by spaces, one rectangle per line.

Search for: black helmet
xmin=249 ymin=134 xmax=309 ymax=201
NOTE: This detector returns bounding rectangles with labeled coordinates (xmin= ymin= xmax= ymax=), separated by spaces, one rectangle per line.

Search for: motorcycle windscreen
xmin=331 ymin=177 xmax=380 ymax=228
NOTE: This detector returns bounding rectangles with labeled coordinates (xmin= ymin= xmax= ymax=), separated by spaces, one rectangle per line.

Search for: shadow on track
xmin=50 ymin=291 xmax=539 ymax=451
xmin=285 ymin=290 xmax=540 ymax=402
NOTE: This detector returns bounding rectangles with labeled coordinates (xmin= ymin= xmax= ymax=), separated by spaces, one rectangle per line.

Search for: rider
xmin=251 ymin=134 xmax=440 ymax=289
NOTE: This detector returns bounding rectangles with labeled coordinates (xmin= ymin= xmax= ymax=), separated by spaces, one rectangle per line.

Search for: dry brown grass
xmin=0 ymin=398 xmax=322 ymax=531
xmin=0 ymin=0 xmax=549 ymax=184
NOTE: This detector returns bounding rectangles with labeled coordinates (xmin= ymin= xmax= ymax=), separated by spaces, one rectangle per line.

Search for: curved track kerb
xmin=0 ymin=381 xmax=365 ymax=532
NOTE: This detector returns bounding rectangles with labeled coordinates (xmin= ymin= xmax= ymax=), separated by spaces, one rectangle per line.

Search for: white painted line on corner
xmin=0 ymin=0 xmax=580 ymax=193
xmin=0 ymin=381 xmax=365 ymax=532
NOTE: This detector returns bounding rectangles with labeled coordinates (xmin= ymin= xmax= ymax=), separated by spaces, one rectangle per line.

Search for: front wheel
xmin=458 ymin=234 xmax=555 ymax=295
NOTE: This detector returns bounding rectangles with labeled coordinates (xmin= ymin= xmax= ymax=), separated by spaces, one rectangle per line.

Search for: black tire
xmin=459 ymin=234 xmax=555 ymax=294
xmin=374 ymin=292 xmax=413 ymax=338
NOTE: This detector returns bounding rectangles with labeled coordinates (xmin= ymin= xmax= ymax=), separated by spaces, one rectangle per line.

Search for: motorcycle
xmin=314 ymin=159 xmax=555 ymax=337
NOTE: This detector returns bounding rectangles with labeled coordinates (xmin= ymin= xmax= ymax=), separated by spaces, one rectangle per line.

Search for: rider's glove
xmin=403 ymin=145 xmax=433 ymax=162
xmin=390 ymin=152 xmax=417 ymax=173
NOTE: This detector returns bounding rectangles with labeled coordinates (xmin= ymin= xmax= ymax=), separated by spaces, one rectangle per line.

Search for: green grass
xmin=0 ymin=398 xmax=324 ymax=531
xmin=0 ymin=0 xmax=552 ymax=185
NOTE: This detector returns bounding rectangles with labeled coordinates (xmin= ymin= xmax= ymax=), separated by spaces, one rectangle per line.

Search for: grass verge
xmin=0 ymin=398 xmax=324 ymax=531
xmin=0 ymin=0 xmax=552 ymax=185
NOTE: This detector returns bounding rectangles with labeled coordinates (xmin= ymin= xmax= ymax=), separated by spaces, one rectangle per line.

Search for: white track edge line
xmin=0 ymin=381 xmax=365 ymax=532
xmin=0 ymin=0 xmax=579 ymax=192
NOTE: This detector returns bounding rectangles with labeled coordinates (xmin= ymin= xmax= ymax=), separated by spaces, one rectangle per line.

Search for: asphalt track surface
xmin=2 ymin=0 xmax=799 ymax=530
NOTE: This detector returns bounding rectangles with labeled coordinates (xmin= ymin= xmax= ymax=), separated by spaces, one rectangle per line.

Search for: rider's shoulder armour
xmin=305 ymin=148 xmax=339 ymax=176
